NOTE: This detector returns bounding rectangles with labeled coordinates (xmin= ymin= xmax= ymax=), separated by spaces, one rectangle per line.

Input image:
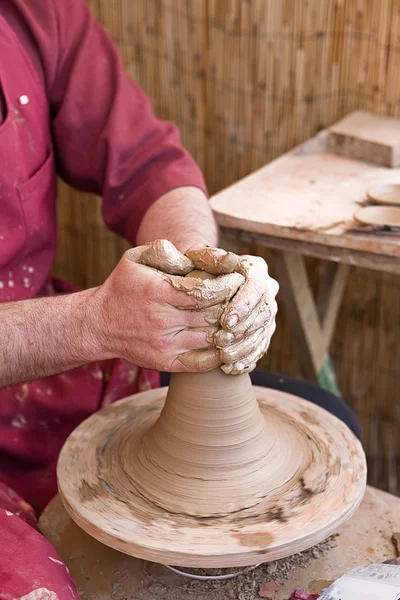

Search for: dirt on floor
xmin=109 ymin=537 xmax=337 ymax=600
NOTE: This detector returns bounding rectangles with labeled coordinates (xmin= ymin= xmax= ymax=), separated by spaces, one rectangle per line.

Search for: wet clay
xmin=130 ymin=369 xmax=298 ymax=516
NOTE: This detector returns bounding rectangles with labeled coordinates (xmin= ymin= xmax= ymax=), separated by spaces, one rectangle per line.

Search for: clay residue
xmin=165 ymin=272 xmax=244 ymax=307
xmin=78 ymin=479 xmax=106 ymax=504
xmin=235 ymin=531 xmax=274 ymax=548
xmin=392 ymin=532 xmax=400 ymax=557
xmin=309 ymin=579 xmax=335 ymax=594
xmin=186 ymin=247 xmax=240 ymax=275
xmin=300 ymin=411 xmax=320 ymax=426
xmin=139 ymin=239 xmax=194 ymax=275
xmin=178 ymin=348 xmax=221 ymax=371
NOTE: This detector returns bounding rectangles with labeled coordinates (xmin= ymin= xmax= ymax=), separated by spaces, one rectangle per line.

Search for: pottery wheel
xmin=57 ymin=369 xmax=366 ymax=568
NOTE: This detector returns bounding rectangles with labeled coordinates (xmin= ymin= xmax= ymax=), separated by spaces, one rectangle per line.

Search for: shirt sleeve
xmin=11 ymin=0 xmax=208 ymax=244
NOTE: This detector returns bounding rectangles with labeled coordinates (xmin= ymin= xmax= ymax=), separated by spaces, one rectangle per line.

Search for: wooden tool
xmin=57 ymin=368 xmax=366 ymax=568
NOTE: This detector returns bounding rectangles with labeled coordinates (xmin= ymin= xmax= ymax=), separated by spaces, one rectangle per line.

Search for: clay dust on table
xmin=120 ymin=536 xmax=337 ymax=600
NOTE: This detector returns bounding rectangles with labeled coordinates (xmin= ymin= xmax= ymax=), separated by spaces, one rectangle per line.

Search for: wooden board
xmin=57 ymin=385 xmax=366 ymax=568
xmin=210 ymin=131 xmax=400 ymax=264
xmin=328 ymin=111 xmax=400 ymax=168
xmin=39 ymin=487 xmax=400 ymax=600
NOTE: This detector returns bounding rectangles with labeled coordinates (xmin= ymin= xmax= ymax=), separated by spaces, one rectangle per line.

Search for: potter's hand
xmin=186 ymin=247 xmax=279 ymax=375
xmin=92 ymin=242 xmax=243 ymax=372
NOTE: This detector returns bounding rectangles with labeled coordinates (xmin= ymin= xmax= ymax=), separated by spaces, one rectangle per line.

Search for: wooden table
xmin=210 ymin=130 xmax=400 ymax=394
xmin=39 ymin=487 xmax=400 ymax=600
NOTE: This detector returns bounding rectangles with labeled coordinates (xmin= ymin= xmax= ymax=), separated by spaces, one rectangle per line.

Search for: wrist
xmin=136 ymin=187 xmax=218 ymax=253
xmin=71 ymin=287 xmax=112 ymax=363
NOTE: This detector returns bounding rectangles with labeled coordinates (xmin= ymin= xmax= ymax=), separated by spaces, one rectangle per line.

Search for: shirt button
xmin=19 ymin=95 xmax=29 ymax=105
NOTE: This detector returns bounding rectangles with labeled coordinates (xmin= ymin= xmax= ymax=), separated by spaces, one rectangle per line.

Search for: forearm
xmin=136 ymin=187 xmax=218 ymax=253
xmin=0 ymin=290 xmax=101 ymax=388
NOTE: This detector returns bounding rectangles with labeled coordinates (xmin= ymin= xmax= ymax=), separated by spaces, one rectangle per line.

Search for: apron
xmin=0 ymin=15 xmax=158 ymax=515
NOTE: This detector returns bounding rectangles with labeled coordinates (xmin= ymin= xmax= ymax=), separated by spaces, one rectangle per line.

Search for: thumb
xmin=186 ymin=246 xmax=240 ymax=275
xmin=127 ymin=239 xmax=194 ymax=275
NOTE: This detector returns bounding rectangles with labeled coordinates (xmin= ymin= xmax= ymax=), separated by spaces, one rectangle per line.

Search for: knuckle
xmin=270 ymin=277 xmax=280 ymax=296
xmin=267 ymin=299 xmax=278 ymax=320
xmin=148 ymin=310 xmax=169 ymax=332
xmin=124 ymin=247 xmax=143 ymax=264
xmin=246 ymin=254 xmax=269 ymax=271
xmin=123 ymin=248 xmax=134 ymax=261
xmin=154 ymin=335 xmax=171 ymax=353
xmin=214 ymin=329 xmax=233 ymax=347
xmin=219 ymin=348 xmax=230 ymax=363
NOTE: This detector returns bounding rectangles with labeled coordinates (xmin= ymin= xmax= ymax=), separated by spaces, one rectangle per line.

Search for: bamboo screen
xmin=54 ymin=0 xmax=400 ymax=494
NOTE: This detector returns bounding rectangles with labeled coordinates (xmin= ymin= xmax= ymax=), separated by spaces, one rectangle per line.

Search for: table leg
xmin=270 ymin=251 xmax=350 ymax=395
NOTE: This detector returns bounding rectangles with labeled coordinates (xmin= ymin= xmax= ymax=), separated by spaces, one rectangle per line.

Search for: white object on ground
xmin=320 ymin=563 xmax=400 ymax=600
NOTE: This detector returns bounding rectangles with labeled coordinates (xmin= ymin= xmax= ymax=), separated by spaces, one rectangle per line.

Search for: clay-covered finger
xmin=221 ymin=340 xmax=267 ymax=375
xmin=221 ymin=324 xmax=275 ymax=375
xmin=177 ymin=348 xmax=221 ymax=372
xmin=222 ymin=361 xmax=257 ymax=375
xmin=186 ymin=247 xmax=240 ymax=275
xmin=164 ymin=272 xmax=244 ymax=309
xmin=126 ymin=245 xmax=148 ymax=263
xmin=174 ymin=326 xmax=218 ymax=352
xmin=139 ymin=239 xmax=194 ymax=275
xmin=221 ymin=256 xmax=277 ymax=330
xmin=220 ymin=298 xmax=277 ymax=346
xmin=214 ymin=300 xmax=273 ymax=347
xmin=182 ymin=304 xmax=225 ymax=327
xmin=219 ymin=327 xmax=266 ymax=364
xmin=214 ymin=310 xmax=269 ymax=348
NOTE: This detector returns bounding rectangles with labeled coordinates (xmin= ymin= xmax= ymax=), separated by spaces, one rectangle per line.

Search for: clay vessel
xmin=129 ymin=368 xmax=282 ymax=517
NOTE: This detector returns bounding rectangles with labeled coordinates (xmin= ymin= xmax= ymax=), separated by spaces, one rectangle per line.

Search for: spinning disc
xmin=57 ymin=374 xmax=366 ymax=568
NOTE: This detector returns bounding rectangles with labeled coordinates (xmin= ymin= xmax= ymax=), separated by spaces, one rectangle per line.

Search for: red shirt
xmin=0 ymin=0 xmax=206 ymax=275
xmin=0 ymin=0 xmax=207 ymax=516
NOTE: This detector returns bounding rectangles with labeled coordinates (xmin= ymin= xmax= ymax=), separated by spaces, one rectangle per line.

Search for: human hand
xmin=183 ymin=247 xmax=279 ymax=375
xmin=90 ymin=241 xmax=244 ymax=372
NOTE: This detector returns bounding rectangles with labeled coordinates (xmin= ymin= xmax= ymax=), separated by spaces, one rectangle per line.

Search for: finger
xmin=181 ymin=305 xmax=225 ymax=327
xmin=214 ymin=310 xmax=270 ymax=348
xmin=221 ymin=257 xmax=269 ymax=329
xmin=221 ymin=322 xmax=276 ymax=375
xmin=176 ymin=348 xmax=221 ymax=372
xmin=222 ymin=361 xmax=257 ymax=375
xmin=221 ymin=298 xmax=277 ymax=347
xmin=238 ymin=256 xmax=279 ymax=302
xmin=186 ymin=247 xmax=240 ymax=275
xmin=136 ymin=239 xmax=194 ymax=275
xmin=214 ymin=299 xmax=273 ymax=347
xmin=221 ymin=340 xmax=267 ymax=376
xmin=126 ymin=245 xmax=148 ymax=263
xmin=162 ymin=272 xmax=245 ymax=309
xmin=219 ymin=327 xmax=266 ymax=364
xmin=173 ymin=326 xmax=218 ymax=352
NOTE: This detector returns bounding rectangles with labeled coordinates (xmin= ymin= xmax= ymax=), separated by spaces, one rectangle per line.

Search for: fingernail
xmin=226 ymin=314 xmax=238 ymax=328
